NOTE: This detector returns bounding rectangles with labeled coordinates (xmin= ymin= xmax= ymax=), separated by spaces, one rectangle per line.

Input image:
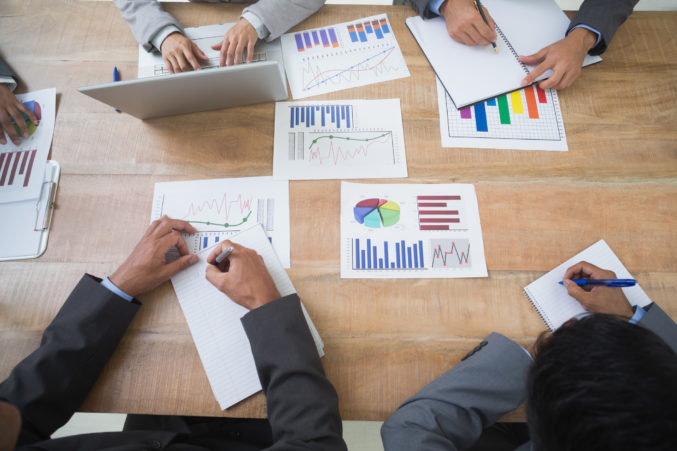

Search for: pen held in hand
xmin=474 ymin=0 xmax=498 ymax=53
xmin=212 ymin=246 xmax=235 ymax=272
xmin=559 ymin=279 xmax=637 ymax=288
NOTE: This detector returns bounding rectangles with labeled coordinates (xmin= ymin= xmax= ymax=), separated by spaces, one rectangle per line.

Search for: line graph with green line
xmin=298 ymin=130 xmax=395 ymax=166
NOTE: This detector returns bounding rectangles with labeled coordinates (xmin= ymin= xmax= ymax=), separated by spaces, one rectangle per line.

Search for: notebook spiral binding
xmin=495 ymin=24 xmax=530 ymax=75
xmin=523 ymin=290 xmax=554 ymax=331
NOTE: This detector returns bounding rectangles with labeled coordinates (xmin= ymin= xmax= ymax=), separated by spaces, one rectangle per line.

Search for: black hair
xmin=527 ymin=314 xmax=677 ymax=451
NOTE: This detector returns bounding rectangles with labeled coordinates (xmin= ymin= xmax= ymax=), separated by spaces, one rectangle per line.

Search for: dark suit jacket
xmin=402 ymin=0 xmax=638 ymax=55
xmin=0 ymin=274 xmax=347 ymax=451
xmin=381 ymin=303 xmax=677 ymax=451
xmin=0 ymin=56 xmax=17 ymax=90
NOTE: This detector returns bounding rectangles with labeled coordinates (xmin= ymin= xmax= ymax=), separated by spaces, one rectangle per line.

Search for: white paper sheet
xmin=273 ymin=99 xmax=408 ymax=180
xmin=406 ymin=0 xmax=601 ymax=108
xmin=171 ymin=224 xmax=324 ymax=409
xmin=436 ymin=77 xmax=567 ymax=151
xmin=0 ymin=88 xmax=56 ymax=203
xmin=341 ymin=182 xmax=487 ymax=279
xmin=138 ymin=23 xmax=280 ymax=78
xmin=151 ymin=176 xmax=291 ymax=268
xmin=281 ymin=14 xmax=410 ymax=99
xmin=524 ymin=240 xmax=653 ymax=331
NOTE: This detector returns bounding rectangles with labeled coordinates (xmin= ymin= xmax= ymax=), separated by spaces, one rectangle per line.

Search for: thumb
xmin=210 ymin=41 xmax=223 ymax=50
xmin=163 ymin=254 xmax=198 ymax=279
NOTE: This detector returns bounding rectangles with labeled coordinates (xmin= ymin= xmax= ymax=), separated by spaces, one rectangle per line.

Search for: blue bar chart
xmin=289 ymin=104 xmax=353 ymax=129
xmin=352 ymin=238 xmax=425 ymax=270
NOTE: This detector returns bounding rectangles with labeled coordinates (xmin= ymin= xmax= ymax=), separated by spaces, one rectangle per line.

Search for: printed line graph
xmin=306 ymin=131 xmax=395 ymax=166
xmin=180 ymin=193 xmax=254 ymax=229
xmin=430 ymin=239 xmax=471 ymax=268
xmin=302 ymin=46 xmax=398 ymax=92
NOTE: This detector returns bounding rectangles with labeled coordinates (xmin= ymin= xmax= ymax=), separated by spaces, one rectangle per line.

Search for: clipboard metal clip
xmin=34 ymin=180 xmax=57 ymax=232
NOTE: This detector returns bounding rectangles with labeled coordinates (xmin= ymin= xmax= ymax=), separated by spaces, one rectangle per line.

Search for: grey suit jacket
xmin=0 ymin=274 xmax=346 ymax=451
xmin=114 ymin=0 xmax=325 ymax=52
xmin=402 ymin=0 xmax=638 ymax=55
xmin=381 ymin=304 xmax=677 ymax=451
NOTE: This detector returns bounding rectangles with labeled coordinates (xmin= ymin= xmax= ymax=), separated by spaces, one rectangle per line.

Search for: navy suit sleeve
xmin=242 ymin=294 xmax=347 ymax=451
xmin=568 ymin=0 xmax=638 ymax=55
xmin=638 ymin=303 xmax=677 ymax=353
xmin=0 ymin=274 xmax=140 ymax=446
xmin=402 ymin=0 xmax=439 ymax=19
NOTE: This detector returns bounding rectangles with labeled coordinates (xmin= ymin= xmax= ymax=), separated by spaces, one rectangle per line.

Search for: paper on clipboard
xmin=0 ymin=161 xmax=59 ymax=260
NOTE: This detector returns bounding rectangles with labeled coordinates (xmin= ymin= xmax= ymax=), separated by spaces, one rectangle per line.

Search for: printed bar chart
xmin=294 ymin=27 xmax=339 ymax=52
xmin=0 ymin=149 xmax=37 ymax=188
xmin=353 ymin=238 xmax=424 ymax=270
xmin=417 ymin=195 xmax=462 ymax=231
xmin=289 ymin=104 xmax=353 ymax=129
xmin=347 ymin=18 xmax=391 ymax=44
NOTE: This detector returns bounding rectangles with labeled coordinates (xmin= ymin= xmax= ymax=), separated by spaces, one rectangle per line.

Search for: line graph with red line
xmin=430 ymin=239 xmax=472 ymax=268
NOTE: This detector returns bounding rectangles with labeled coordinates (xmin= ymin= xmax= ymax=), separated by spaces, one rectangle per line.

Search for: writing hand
xmin=109 ymin=216 xmax=198 ymax=297
xmin=211 ymin=18 xmax=258 ymax=67
xmin=205 ymin=241 xmax=281 ymax=310
xmin=0 ymin=84 xmax=38 ymax=146
xmin=160 ymin=32 xmax=209 ymax=74
xmin=562 ymin=261 xmax=634 ymax=319
xmin=439 ymin=0 xmax=496 ymax=47
xmin=519 ymin=27 xmax=596 ymax=90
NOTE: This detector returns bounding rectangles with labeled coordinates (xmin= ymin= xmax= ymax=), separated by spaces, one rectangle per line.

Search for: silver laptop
xmin=78 ymin=24 xmax=288 ymax=119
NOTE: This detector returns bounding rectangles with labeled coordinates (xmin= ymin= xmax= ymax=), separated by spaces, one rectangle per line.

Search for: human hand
xmin=205 ymin=241 xmax=281 ymax=310
xmin=562 ymin=261 xmax=634 ymax=319
xmin=109 ymin=216 xmax=198 ymax=298
xmin=519 ymin=27 xmax=597 ymax=90
xmin=211 ymin=18 xmax=258 ymax=66
xmin=160 ymin=32 xmax=209 ymax=73
xmin=0 ymin=84 xmax=38 ymax=146
xmin=439 ymin=0 xmax=496 ymax=47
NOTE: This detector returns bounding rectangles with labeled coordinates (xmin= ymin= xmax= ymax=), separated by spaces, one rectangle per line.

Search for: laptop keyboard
xmin=153 ymin=52 xmax=268 ymax=76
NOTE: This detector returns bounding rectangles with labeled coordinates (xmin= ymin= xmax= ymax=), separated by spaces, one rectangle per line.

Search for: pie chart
xmin=353 ymin=198 xmax=400 ymax=228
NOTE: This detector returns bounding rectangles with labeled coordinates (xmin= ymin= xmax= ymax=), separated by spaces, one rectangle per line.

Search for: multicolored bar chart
xmin=352 ymin=238 xmax=424 ymax=270
xmin=289 ymin=104 xmax=353 ymax=129
xmin=294 ymin=27 xmax=339 ymax=52
xmin=441 ymin=80 xmax=566 ymax=150
xmin=347 ymin=18 xmax=391 ymax=43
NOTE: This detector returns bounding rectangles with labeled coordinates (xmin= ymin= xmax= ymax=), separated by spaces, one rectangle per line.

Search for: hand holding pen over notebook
xmin=559 ymin=260 xmax=635 ymax=319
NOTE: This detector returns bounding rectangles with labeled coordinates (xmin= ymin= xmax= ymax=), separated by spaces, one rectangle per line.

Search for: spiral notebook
xmin=406 ymin=0 xmax=601 ymax=108
xmin=524 ymin=240 xmax=652 ymax=331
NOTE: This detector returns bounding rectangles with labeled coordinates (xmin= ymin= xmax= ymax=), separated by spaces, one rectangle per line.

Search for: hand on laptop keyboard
xmin=211 ymin=18 xmax=259 ymax=66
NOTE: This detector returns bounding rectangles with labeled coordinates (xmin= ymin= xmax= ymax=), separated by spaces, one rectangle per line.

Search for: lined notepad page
xmin=171 ymin=224 xmax=324 ymax=409
xmin=524 ymin=240 xmax=652 ymax=331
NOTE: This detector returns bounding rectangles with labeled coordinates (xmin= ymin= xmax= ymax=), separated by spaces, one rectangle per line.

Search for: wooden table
xmin=1 ymin=0 xmax=675 ymax=422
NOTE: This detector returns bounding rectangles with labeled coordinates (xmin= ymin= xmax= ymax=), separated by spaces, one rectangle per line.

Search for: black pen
xmin=474 ymin=0 xmax=498 ymax=53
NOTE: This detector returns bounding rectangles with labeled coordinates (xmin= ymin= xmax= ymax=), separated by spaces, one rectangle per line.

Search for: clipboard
xmin=0 ymin=160 xmax=59 ymax=261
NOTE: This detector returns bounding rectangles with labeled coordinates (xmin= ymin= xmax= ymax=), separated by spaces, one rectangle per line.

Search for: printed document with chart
xmin=171 ymin=224 xmax=324 ymax=409
xmin=406 ymin=0 xmax=601 ymax=108
xmin=0 ymin=88 xmax=56 ymax=203
xmin=151 ymin=176 xmax=290 ymax=267
xmin=437 ymin=78 xmax=568 ymax=151
xmin=273 ymin=99 xmax=407 ymax=179
xmin=138 ymin=23 xmax=278 ymax=78
xmin=341 ymin=182 xmax=487 ymax=279
xmin=281 ymin=14 xmax=410 ymax=99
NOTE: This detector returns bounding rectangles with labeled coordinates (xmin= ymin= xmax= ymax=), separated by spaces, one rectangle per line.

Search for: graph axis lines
xmin=302 ymin=46 xmax=396 ymax=92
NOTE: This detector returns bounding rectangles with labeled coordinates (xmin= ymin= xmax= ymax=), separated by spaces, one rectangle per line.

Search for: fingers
xmin=564 ymin=279 xmax=594 ymax=306
xmin=192 ymin=42 xmax=209 ymax=62
xmin=161 ymin=253 xmax=199 ymax=280
xmin=0 ymin=114 xmax=20 ymax=145
xmin=205 ymin=262 xmax=230 ymax=291
xmin=206 ymin=240 xmax=237 ymax=263
xmin=563 ymin=261 xmax=616 ymax=281
xmin=183 ymin=46 xmax=202 ymax=72
xmin=146 ymin=216 xmax=197 ymax=238
xmin=479 ymin=7 xmax=497 ymax=42
xmin=245 ymin=38 xmax=255 ymax=64
xmin=519 ymin=49 xmax=549 ymax=87
xmin=163 ymin=54 xmax=177 ymax=74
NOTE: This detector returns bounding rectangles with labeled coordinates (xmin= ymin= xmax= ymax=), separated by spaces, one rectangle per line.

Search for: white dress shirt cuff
xmin=241 ymin=11 xmax=269 ymax=40
xmin=629 ymin=305 xmax=646 ymax=325
xmin=0 ymin=77 xmax=17 ymax=92
xmin=101 ymin=277 xmax=134 ymax=302
xmin=427 ymin=0 xmax=445 ymax=16
xmin=150 ymin=24 xmax=183 ymax=52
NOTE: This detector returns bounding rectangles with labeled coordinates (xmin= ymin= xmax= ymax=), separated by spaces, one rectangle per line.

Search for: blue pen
xmin=559 ymin=279 xmax=637 ymax=288
xmin=113 ymin=66 xmax=120 ymax=113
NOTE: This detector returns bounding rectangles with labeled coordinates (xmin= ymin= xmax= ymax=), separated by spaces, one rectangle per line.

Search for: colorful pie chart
xmin=353 ymin=198 xmax=400 ymax=228
xmin=12 ymin=100 xmax=41 ymax=136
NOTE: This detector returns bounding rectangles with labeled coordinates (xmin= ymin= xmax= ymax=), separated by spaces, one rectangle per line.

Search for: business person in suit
xmin=403 ymin=0 xmax=638 ymax=89
xmin=0 ymin=216 xmax=347 ymax=451
xmin=0 ymin=57 xmax=38 ymax=146
xmin=381 ymin=260 xmax=677 ymax=451
xmin=114 ymin=0 xmax=325 ymax=73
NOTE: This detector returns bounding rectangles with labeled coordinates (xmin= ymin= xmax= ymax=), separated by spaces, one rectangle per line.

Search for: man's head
xmin=527 ymin=314 xmax=677 ymax=451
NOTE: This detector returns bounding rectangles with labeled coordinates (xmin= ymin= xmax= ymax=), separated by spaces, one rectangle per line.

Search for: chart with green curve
xmin=353 ymin=198 xmax=400 ymax=228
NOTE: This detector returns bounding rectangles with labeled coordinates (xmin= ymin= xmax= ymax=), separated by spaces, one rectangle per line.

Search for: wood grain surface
xmin=0 ymin=1 xmax=675 ymax=421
